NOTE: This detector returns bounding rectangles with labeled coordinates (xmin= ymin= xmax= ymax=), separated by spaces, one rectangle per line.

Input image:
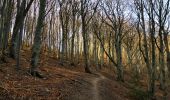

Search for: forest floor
xmin=0 ymin=49 xmax=169 ymax=100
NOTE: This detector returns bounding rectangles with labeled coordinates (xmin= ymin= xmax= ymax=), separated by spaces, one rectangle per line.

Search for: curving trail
xmin=61 ymin=73 xmax=123 ymax=100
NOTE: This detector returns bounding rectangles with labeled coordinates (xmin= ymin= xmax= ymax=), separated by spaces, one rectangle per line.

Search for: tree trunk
xmin=115 ymin=36 xmax=124 ymax=81
xmin=164 ymin=33 xmax=170 ymax=78
xmin=159 ymin=27 xmax=165 ymax=90
xmin=10 ymin=0 xmax=34 ymax=59
xmin=31 ymin=0 xmax=46 ymax=73
xmin=82 ymin=17 xmax=91 ymax=73
xmin=71 ymin=4 xmax=76 ymax=64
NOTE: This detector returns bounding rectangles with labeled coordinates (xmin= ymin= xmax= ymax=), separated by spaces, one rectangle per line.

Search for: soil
xmin=0 ymin=49 xmax=169 ymax=100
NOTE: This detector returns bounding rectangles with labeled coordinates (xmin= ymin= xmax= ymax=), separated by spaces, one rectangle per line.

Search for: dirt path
xmin=61 ymin=73 xmax=123 ymax=100
xmin=91 ymin=74 xmax=106 ymax=100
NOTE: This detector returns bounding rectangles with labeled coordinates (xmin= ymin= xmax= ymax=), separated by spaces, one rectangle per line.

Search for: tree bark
xmin=31 ymin=0 xmax=46 ymax=73
xmin=9 ymin=0 xmax=34 ymax=59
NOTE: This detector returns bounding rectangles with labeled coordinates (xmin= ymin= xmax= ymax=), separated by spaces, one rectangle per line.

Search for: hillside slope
xmin=0 ymin=50 xmax=168 ymax=100
xmin=0 ymin=50 xmax=132 ymax=100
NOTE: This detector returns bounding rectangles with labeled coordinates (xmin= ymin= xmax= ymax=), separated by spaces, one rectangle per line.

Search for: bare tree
xmin=98 ymin=0 xmax=127 ymax=81
xmin=134 ymin=0 xmax=157 ymax=97
xmin=30 ymin=0 xmax=46 ymax=77
xmin=58 ymin=0 xmax=71 ymax=62
xmin=154 ymin=0 xmax=170 ymax=91
xmin=0 ymin=0 xmax=14 ymax=63
xmin=80 ymin=0 xmax=100 ymax=73
xmin=70 ymin=0 xmax=79 ymax=65
xmin=9 ymin=0 xmax=34 ymax=59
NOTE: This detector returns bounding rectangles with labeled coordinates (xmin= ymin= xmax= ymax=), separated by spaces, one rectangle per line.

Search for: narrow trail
xmin=91 ymin=74 xmax=123 ymax=100
xmin=91 ymin=74 xmax=106 ymax=100
xmin=62 ymin=73 xmax=122 ymax=100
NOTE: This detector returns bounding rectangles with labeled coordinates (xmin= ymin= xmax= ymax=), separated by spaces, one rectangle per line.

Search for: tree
xmin=58 ymin=0 xmax=71 ymax=62
xmin=134 ymin=0 xmax=157 ymax=97
xmin=30 ymin=0 xmax=46 ymax=75
xmin=70 ymin=0 xmax=79 ymax=65
xmin=80 ymin=0 xmax=100 ymax=73
xmin=0 ymin=0 xmax=14 ymax=63
xmin=154 ymin=0 xmax=169 ymax=91
xmin=9 ymin=0 xmax=34 ymax=59
xmin=98 ymin=0 xmax=127 ymax=81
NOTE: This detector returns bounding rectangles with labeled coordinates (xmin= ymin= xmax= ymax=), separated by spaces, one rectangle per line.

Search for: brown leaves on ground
xmin=0 ymin=50 xmax=169 ymax=100
xmin=0 ymin=49 xmax=129 ymax=100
